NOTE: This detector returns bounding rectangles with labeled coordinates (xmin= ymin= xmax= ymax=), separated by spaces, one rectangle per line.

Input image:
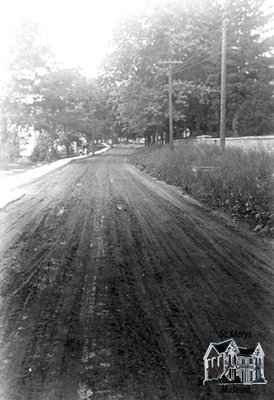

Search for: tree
xmin=224 ymin=0 xmax=274 ymax=135
xmin=34 ymin=69 xmax=101 ymax=156
xmin=199 ymin=0 xmax=274 ymax=136
xmin=0 ymin=19 xmax=57 ymax=160
xmin=100 ymin=0 xmax=273 ymax=140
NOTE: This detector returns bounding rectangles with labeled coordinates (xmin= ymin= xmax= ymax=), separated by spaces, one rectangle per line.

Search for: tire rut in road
xmin=93 ymin=158 xmax=274 ymax=400
xmin=0 ymin=150 xmax=273 ymax=400
xmin=0 ymin=162 xmax=102 ymax=399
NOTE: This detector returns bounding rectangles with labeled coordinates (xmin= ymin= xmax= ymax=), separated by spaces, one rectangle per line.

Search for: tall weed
xmin=131 ymin=143 xmax=273 ymax=234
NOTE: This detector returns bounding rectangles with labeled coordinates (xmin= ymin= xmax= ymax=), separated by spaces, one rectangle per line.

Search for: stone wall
xmin=197 ymin=135 xmax=274 ymax=153
xmin=174 ymin=136 xmax=274 ymax=154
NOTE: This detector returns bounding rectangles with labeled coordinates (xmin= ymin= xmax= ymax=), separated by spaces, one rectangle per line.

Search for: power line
xmin=169 ymin=19 xmax=224 ymax=74
xmin=171 ymin=3 xmax=247 ymax=76
xmin=171 ymin=44 xmax=221 ymax=75
xmin=171 ymin=42 xmax=219 ymax=74
xmin=172 ymin=53 xmax=219 ymax=76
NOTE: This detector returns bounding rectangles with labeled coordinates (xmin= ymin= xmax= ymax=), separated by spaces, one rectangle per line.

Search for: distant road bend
xmin=0 ymin=145 xmax=273 ymax=400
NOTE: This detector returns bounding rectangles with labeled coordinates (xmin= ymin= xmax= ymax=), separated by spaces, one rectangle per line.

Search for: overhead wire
xmin=170 ymin=23 xmax=224 ymax=74
xmin=117 ymin=4 xmax=248 ymax=98
xmin=169 ymin=18 xmax=223 ymax=74
xmin=172 ymin=45 xmax=221 ymax=75
xmin=171 ymin=39 xmax=220 ymax=74
xmin=170 ymin=4 xmax=249 ymax=75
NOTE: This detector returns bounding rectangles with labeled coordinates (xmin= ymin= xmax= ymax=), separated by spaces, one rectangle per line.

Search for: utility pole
xmin=159 ymin=60 xmax=184 ymax=151
xmin=220 ymin=10 xmax=228 ymax=151
xmin=111 ymin=128 xmax=114 ymax=148
xmin=92 ymin=110 xmax=96 ymax=155
xmin=168 ymin=60 xmax=173 ymax=151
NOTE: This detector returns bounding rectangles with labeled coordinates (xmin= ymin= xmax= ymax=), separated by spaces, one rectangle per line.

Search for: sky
xmin=0 ymin=0 xmax=166 ymax=83
xmin=0 ymin=0 xmax=273 ymax=84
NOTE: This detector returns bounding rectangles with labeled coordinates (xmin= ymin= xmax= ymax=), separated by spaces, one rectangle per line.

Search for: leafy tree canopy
xmin=100 ymin=0 xmax=273 ymax=139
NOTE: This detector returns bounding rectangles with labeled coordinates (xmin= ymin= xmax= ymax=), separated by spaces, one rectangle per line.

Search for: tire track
xmin=0 ymin=147 xmax=273 ymax=400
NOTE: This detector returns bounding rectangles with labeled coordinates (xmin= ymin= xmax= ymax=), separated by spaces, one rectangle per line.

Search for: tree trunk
xmin=232 ymin=115 xmax=238 ymax=136
xmin=165 ymin=130 xmax=169 ymax=144
xmin=160 ymin=133 xmax=164 ymax=144
xmin=152 ymin=132 xmax=156 ymax=145
xmin=65 ymin=143 xmax=70 ymax=157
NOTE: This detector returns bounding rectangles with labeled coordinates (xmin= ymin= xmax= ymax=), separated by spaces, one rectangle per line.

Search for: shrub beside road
xmin=130 ymin=143 xmax=273 ymax=235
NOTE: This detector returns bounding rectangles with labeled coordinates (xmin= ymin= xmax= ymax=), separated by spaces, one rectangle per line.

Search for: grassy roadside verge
xmin=0 ymin=144 xmax=106 ymax=174
xmin=130 ymin=143 xmax=274 ymax=236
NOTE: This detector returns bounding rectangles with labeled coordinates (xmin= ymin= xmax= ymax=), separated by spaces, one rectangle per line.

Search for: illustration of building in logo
xmin=203 ymin=338 xmax=267 ymax=385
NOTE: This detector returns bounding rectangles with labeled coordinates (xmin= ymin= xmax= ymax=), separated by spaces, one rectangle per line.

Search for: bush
xmin=0 ymin=142 xmax=20 ymax=162
xmin=30 ymin=143 xmax=59 ymax=162
xmin=130 ymin=143 xmax=273 ymax=234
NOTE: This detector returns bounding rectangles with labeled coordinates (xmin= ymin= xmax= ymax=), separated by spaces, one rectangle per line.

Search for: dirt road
xmin=0 ymin=146 xmax=273 ymax=400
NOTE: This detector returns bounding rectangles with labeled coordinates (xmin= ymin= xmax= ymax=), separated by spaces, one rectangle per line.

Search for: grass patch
xmin=130 ymin=143 xmax=274 ymax=235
